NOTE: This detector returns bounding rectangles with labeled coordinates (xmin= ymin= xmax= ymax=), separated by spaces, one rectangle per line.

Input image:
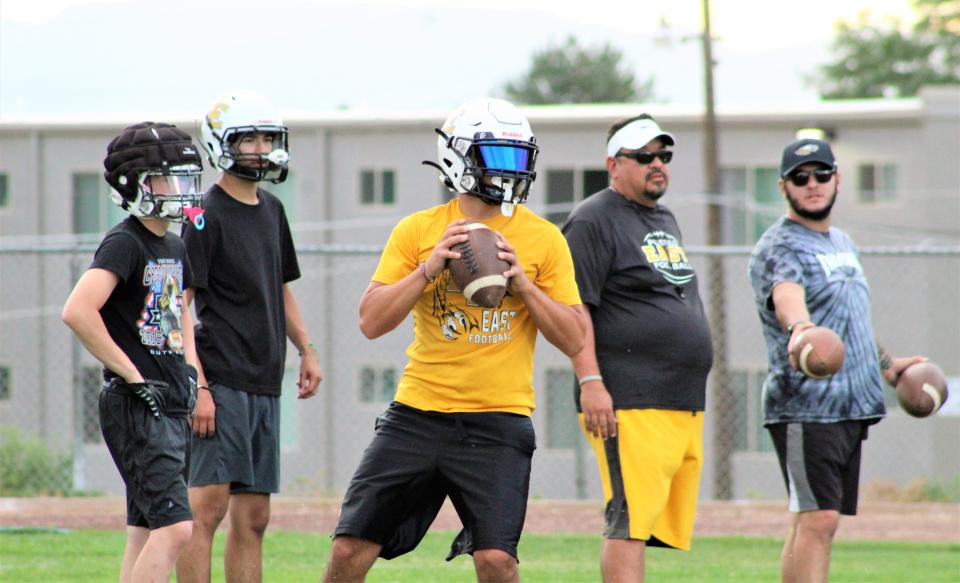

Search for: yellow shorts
xmin=579 ymin=409 xmax=703 ymax=550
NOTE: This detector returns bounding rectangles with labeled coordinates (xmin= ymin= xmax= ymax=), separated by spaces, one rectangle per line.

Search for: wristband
xmin=299 ymin=342 xmax=318 ymax=357
xmin=198 ymin=385 xmax=213 ymax=393
xmin=786 ymin=320 xmax=811 ymax=334
xmin=420 ymin=262 xmax=435 ymax=284
xmin=578 ymin=374 xmax=603 ymax=387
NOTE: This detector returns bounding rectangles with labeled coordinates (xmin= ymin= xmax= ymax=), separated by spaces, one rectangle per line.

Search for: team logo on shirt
xmin=815 ymin=252 xmax=863 ymax=278
xmin=641 ymin=231 xmax=695 ymax=285
xmin=138 ymin=260 xmax=185 ymax=354
xmin=431 ymin=271 xmax=515 ymax=344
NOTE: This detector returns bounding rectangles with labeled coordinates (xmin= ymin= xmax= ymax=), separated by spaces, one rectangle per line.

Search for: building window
xmin=729 ymin=368 xmax=774 ymax=453
xmin=858 ymin=163 xmax=897 ymax=203
xmin=0 ymin=173 xmax=9 ymax=208
xmin=359 ymin=365 xmax=397 ymax=403
xmin=269 ymin=170 xmax=297 ymax=214
xmin=544 ymin=367 xmax=578 ymax=449
xmin=360 ymin=169 xmax=396 ymax=206
xmin=544 ymin=168 xmax=606 ymax=224
xmin=267 ymin=171 xmax=298 ymax=240
xmin=0 ymin=366 xmax=10 ymax=399
xmin=80 ymin=366 xmax=102 ymax=443
xmin=72 ymin=172 xmax=125 ymax=236
xmin=721 ymin=166 xmax=781 ymax=244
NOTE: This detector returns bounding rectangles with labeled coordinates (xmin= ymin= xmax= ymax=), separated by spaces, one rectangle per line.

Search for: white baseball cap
xmin=606 ymin=118 xmax=675 ymax=157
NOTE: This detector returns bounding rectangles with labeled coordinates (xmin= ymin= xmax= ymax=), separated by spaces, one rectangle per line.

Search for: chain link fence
xmin=1 ymin=245 xmax=958 ymax=501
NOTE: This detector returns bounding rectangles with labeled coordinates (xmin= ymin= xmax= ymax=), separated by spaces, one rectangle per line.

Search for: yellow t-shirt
xmin=371 ymin=199 xmax=581 ymax=415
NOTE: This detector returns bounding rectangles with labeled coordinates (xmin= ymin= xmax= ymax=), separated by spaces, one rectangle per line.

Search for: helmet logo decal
xmin=207 ymin=102 xmax=229 ymax=130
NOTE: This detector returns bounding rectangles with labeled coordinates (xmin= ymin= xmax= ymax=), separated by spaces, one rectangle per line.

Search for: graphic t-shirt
xmin=562 ymin=189 xmax=713 ymax=411
xmin=372 ymin=199 xmax=581 ymax=415
xmin=92 ymin=216 xmax=193 ymax=412
xmin=182 ymin=185 xmax=300 ymax=396
xmin=749 ymin=216 xmax=885 ymax=424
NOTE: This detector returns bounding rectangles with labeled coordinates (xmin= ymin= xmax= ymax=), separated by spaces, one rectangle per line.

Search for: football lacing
xmin=457 ymin=242 xmax=480 ymax=274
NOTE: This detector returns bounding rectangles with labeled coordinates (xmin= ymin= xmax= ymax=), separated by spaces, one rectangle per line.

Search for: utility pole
xmin=701 ymin=0 xmax=732 ymax=500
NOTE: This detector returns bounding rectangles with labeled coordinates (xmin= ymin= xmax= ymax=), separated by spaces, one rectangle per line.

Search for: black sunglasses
xmin=788 ymin=168 xmax=835 ymax=186
xmin=617 ymin=150 xmax=673 ymax=165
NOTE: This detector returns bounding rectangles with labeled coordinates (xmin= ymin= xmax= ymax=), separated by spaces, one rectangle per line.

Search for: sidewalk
xmin=2 ymin=497 xmax=957 ymax=542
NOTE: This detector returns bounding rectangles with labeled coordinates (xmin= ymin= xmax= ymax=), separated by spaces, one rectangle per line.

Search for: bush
xmin=0 ymin=427 xmax=74 ymax=496
xmin=863 ymin=478 xmax=960 ymax=503
xmin=922 ymin=477 xmax=960 ymax=503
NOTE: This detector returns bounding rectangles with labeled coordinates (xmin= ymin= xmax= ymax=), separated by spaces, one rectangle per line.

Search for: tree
xmin=817 ymin=0 xmax=960 ymax=99
xmin=502 ymin=36 xmax=653 ymax=105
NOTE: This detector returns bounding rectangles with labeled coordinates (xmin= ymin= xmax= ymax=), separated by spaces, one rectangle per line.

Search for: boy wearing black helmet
xmin=62 ymin=121 xmax=205 ymax=582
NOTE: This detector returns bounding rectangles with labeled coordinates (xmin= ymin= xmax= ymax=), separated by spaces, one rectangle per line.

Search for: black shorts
xmin=187 ymin=383 xmax=280 ymax=494
xmin=99 ymin=382 xmax=192 ymax=529
xmin=768 ymin=420 xmax=870 ymax=515
xmin=334 ymin=402 xmax=536 ymax=560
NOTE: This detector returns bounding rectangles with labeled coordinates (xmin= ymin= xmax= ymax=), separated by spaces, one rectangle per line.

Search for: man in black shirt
xmin=62 ymin=121 xmax=205 ymax=581
xmin=177 ymin=91 xmax=322 ymax=583
xmin=561 ymin=114 xmax=714 ymax=583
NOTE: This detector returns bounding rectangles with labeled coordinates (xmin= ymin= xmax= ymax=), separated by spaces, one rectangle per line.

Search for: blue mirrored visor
xmin=476 ymin=144 xmax=533 ymax=172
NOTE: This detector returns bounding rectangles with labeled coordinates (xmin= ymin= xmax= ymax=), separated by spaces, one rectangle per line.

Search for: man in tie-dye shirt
xmin=748 ymin=137 xmax=924 ymax=583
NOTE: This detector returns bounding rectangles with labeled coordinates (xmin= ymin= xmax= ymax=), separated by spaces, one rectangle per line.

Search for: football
xmin=896 ymin=362 xmax=949 ymax=418
xmin=791 ymin=326 xmax=845 ymax=379
xmin=446 ymin=222 xmax=510 ymax=308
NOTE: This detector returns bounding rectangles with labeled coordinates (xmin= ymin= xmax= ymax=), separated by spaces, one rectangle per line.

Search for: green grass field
xmin=1 ymin=528 xmax=957 ymax=582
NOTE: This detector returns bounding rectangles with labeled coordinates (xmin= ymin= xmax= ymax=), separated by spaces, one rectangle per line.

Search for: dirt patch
xmin=1 ymin=497 xmax=957 ymax=543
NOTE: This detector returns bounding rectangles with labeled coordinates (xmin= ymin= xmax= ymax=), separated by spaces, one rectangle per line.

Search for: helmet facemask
xmin=435 ymin=131 xmax=539 ymax=217
xmin=214 ymin=126 xmax=290 ymax=183
xmin=111 ymin=164 xmax=204 ymax=224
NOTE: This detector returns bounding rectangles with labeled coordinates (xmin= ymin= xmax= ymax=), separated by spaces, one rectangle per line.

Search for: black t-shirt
xmin=91 ymin=216 xmax=193 ymax=411
xmin=562 ymin=189 xmax=713 ymax=411
xmin=182 ymin=185 xmax=300 ymax=395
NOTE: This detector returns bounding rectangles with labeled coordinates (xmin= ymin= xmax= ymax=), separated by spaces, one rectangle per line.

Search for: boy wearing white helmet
xmin=176 ymin=91 xmax=322 ymax=583
xmin=62 ymin=121 xmax=204 ymax=581
xmin=323 ymin=98 xmax=586 ymax=583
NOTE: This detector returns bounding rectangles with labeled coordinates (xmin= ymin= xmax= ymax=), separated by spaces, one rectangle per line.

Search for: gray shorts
xmin=187 ymin=383 xmax=280 ymax=494
xmin=99 ymin=382 xmax=192 ymax=529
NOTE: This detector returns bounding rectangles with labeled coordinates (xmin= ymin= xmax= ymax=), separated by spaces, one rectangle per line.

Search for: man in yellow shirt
xmin=323 ymin=98 xmax=585 ymax=583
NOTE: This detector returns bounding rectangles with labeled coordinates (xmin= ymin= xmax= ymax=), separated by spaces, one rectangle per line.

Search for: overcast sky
xmin=1 ymin=0 xmax=916 ymax=119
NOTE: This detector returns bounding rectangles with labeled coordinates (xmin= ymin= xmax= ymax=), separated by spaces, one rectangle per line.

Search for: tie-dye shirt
xmin=748 ymin=217 xmax=885 ymax=425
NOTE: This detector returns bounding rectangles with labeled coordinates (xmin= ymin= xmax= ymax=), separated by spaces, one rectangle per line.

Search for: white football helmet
xmin=426 ymin=97 xmax=538 ymax=216
xmin=200 ymin=90 xmax=289 ymax=183
xmin=103 ymin=122 xmax=204 ymax=225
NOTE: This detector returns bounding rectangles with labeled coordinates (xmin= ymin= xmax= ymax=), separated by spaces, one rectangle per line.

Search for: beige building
xmin=1 ymin=87 xmax=958 ymax=500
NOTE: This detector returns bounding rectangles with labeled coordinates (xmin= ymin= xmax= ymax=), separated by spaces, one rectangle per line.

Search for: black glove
xmin=129 ymin=380 xmax=168 ymax=419
xmin=186 ymin=364 xmax=199 ymax=387
xmin=185 ymin=364 xmax=199 ymax=414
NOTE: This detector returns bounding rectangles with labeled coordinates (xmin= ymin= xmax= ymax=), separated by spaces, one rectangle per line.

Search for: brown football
xmin=896 ymin=362 xmax=949 ymax=418
xmin=446 ymin=222 xmax=510 ymax=308
xmin=791 ymin=326 xmax=845 ymax=379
